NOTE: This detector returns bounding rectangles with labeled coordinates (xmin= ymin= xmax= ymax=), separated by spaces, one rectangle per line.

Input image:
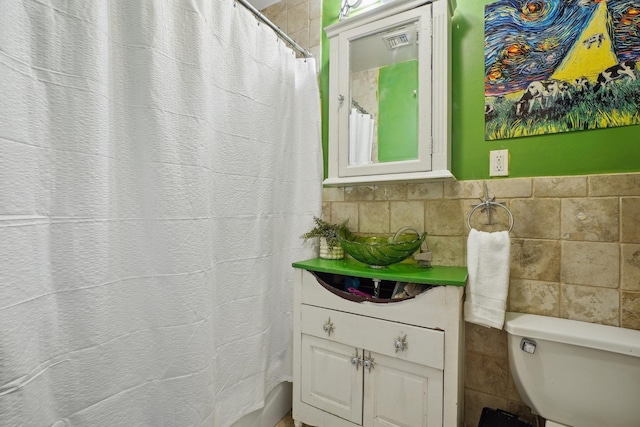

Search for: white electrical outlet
xmin=490 ymin=149 xmax=509 ymax=177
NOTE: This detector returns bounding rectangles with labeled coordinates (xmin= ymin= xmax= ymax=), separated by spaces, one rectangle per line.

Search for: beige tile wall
xmin=322 ymin=172 xmax=640 ymax=427
xmin=261 ymin=0 xmax=322 ymax=60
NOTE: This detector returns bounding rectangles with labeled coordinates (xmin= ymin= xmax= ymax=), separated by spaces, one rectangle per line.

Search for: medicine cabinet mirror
xmin=324 ymin=0 xmax=454 ymax=186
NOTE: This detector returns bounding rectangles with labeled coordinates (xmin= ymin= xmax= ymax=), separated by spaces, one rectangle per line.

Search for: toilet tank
xmin=504 ymin=312 xmax=640 ymax=427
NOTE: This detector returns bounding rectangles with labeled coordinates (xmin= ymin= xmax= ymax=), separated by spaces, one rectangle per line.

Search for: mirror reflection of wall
xmin=378 ymin=59 xmax=418 ymax=162
xmin=348 ymin=19 xmax=419 ymax=166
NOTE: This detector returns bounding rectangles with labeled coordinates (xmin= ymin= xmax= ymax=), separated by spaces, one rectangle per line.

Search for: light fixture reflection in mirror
xmin=339 ymin=0 xmax=361 ymax=20
xmin=339 ymin=0 xmax=383 ymax=20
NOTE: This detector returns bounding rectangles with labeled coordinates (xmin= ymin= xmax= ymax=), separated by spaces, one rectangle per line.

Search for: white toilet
xmin=504 ymin=312 xmax=640 ymax=427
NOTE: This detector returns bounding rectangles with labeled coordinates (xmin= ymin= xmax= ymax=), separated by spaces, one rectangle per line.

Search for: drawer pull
xmin=394 ymin=334 xmax=408 ymax=352
xmin=323 ymin=318 xmax=335 ymax=336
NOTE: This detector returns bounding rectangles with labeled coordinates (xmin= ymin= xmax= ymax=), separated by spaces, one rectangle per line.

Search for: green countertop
xmin=292 ymin=258 xmax=467 ymax=286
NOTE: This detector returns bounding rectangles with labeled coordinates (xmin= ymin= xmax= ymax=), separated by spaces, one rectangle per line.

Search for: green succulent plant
xmin=300 ymin=217 xmax=348 ymax=250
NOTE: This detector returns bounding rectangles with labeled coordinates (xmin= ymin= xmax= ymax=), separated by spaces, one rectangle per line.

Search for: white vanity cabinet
xmin=291 ymin=259 xmax=466 ymax=427
xmin=324 ymin=0 xmax=455 ymax=187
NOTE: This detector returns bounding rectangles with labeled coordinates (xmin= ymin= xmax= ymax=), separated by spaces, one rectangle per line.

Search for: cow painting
xmin=485 ymin=0 xmax=640 ymax=140
xmin=582 ymin=33 xmax=605 ymax=49
xmin=573 ymin=76 xmax=590 ymax=92
xmin=593 ymin=61 xmax=637 ymax=92
xmin=514 ymin=80 xmax=567 ymax=115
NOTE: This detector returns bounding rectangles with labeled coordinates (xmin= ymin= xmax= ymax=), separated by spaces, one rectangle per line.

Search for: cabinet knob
xmin=363 ymin=353 xmax=375 ymax=373
xmin=394 ymin=334 xmax=408 ymax=352
xmin=323 ymin=318 xmax=335 ymax=336
xmin=351 ymin=350 xmax=362 ymax=370
xmin=338 ymin=94 xmax=344 ymax=103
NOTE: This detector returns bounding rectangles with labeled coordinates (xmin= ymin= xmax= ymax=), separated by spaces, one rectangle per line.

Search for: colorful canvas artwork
xmin=484 ymin=0 xmax=640 ymax=140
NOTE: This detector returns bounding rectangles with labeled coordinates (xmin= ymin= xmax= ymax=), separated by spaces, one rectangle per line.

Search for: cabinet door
xmin=301 ymin=334 xmax=364 ymax=425
xmin=335 ymin=6 xmax=432 ymax=179
xmin=363 ymin=351 xmax=443 ymax=427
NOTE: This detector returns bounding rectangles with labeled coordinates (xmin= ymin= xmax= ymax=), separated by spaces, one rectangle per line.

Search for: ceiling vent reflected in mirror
xmin=383 ymin=28 xmax=411 ymax=49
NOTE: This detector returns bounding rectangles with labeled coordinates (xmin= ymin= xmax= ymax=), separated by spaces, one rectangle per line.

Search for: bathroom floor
xmin=275 ymin=411 xmax=296 ymax=427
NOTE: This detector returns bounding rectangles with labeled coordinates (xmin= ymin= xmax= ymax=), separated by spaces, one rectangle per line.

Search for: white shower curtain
xmin=0 ymin=1 xmax=322 ymax=426
xmin=348 ymin=108 xmax=374 ymax=166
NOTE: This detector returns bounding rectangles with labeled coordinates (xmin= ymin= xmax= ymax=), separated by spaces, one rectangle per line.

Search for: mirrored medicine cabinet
xmin=324 ymin=0 xmax=455 ymax=187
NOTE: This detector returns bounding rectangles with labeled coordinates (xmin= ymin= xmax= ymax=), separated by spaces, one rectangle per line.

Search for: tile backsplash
xmin=322 ymin=172 xmax=640 ymax=426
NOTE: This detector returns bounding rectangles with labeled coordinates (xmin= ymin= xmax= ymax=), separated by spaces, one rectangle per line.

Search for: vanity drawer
xmin=300 ymin=304 xmax=444 ymax=370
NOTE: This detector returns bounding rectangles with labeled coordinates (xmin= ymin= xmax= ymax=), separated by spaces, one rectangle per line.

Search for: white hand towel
xmin=464 ymin=229 xmax=511 ymax=329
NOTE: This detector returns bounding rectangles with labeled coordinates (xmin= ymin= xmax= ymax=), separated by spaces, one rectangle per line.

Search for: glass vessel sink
xmin=338 ymin=227 xmax=426 ymax=268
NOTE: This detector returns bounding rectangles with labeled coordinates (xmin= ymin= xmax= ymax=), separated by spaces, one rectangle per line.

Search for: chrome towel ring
xmin=466 ymin=183 xmax=514 ymax=233
xmin=467 ymin=201 xmax=514 ymax=232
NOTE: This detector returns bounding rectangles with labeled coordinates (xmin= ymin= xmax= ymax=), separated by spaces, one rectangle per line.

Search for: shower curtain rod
xmin=235 ymin=0 xmax=313 ymax=58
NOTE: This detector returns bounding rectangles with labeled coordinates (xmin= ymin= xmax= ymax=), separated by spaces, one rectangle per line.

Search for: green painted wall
xmin=320 ymin=1 xmax=338 ymax=179
xmin=378 ymin=60 xmax=419 ymax=162
xmin=321 ymin=0 xmax=640 ymax=181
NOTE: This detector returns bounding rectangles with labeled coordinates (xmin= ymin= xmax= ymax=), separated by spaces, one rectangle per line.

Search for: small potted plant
xmin=301 ymin=217 xmax=348 ymax=260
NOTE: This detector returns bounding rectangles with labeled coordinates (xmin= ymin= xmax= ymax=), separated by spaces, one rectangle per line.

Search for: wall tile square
xmin=622 ymin=244 xmax=640 ymax=291
xmin=444 ymin=180 xmax=484 ymax=199
xmin=345 ymin=186 xmax=375 ymax=202
xmin=427 ymin=235 xmax=465 ymax=266
xmin=358 ymin=202 xmax=389 ymax=233
xmin=373 ymin=184 xmax=407 ymax=200
xmin=289 ymin=27 xmax=309 ymax=51
xmin=263 ymin=2 xmax=287 ymax=20
xmin=561 ymin=284 xmax=620 ymax=325
xmin=308 ymin=0 xmax=321 ymax=19
xmin=407 ymin=181 xmax=444 ymax=199
xmin=330 ymin=202 xmax=358 ymax=230
xmin=590 ymin=173 xmax=640 ymax=196
xmin=509 ymin=279 xmax=560 ymax=316
xmin=510 ymin=199 xmax=560 ymax=239
xmin=534 ymin=176 xmax=587 ymax=197
xmin=465 ymin=351 xmax=509 ymax=396
xmin=322 ymin=186 xmax=344 ymax=202
xmin=561 ymin=241 xmax=619 ymax=288
xmin=621 ymin=291 xmax=640 ymax=330
xmin=465 ymin=322 xmax=507 ymax=357
xmin=621 ymin=197 xmax=640 ymax=243
xmin=390 ymin=201 xmax=424 ymax=232
xmin=487 ymin=178 xmax=532 ymax=198
xmin=309 ymin=16 xmax=321 ymax=47
xmin=510 ymin=239 xmax=561 ymax=282
xmin=561 ymin=197 xmax=619 ymax=242
xmin=425 ymin=199 xmax=464 ymax=236
xmin=287 ymin=1 xmax=309 ymax=34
